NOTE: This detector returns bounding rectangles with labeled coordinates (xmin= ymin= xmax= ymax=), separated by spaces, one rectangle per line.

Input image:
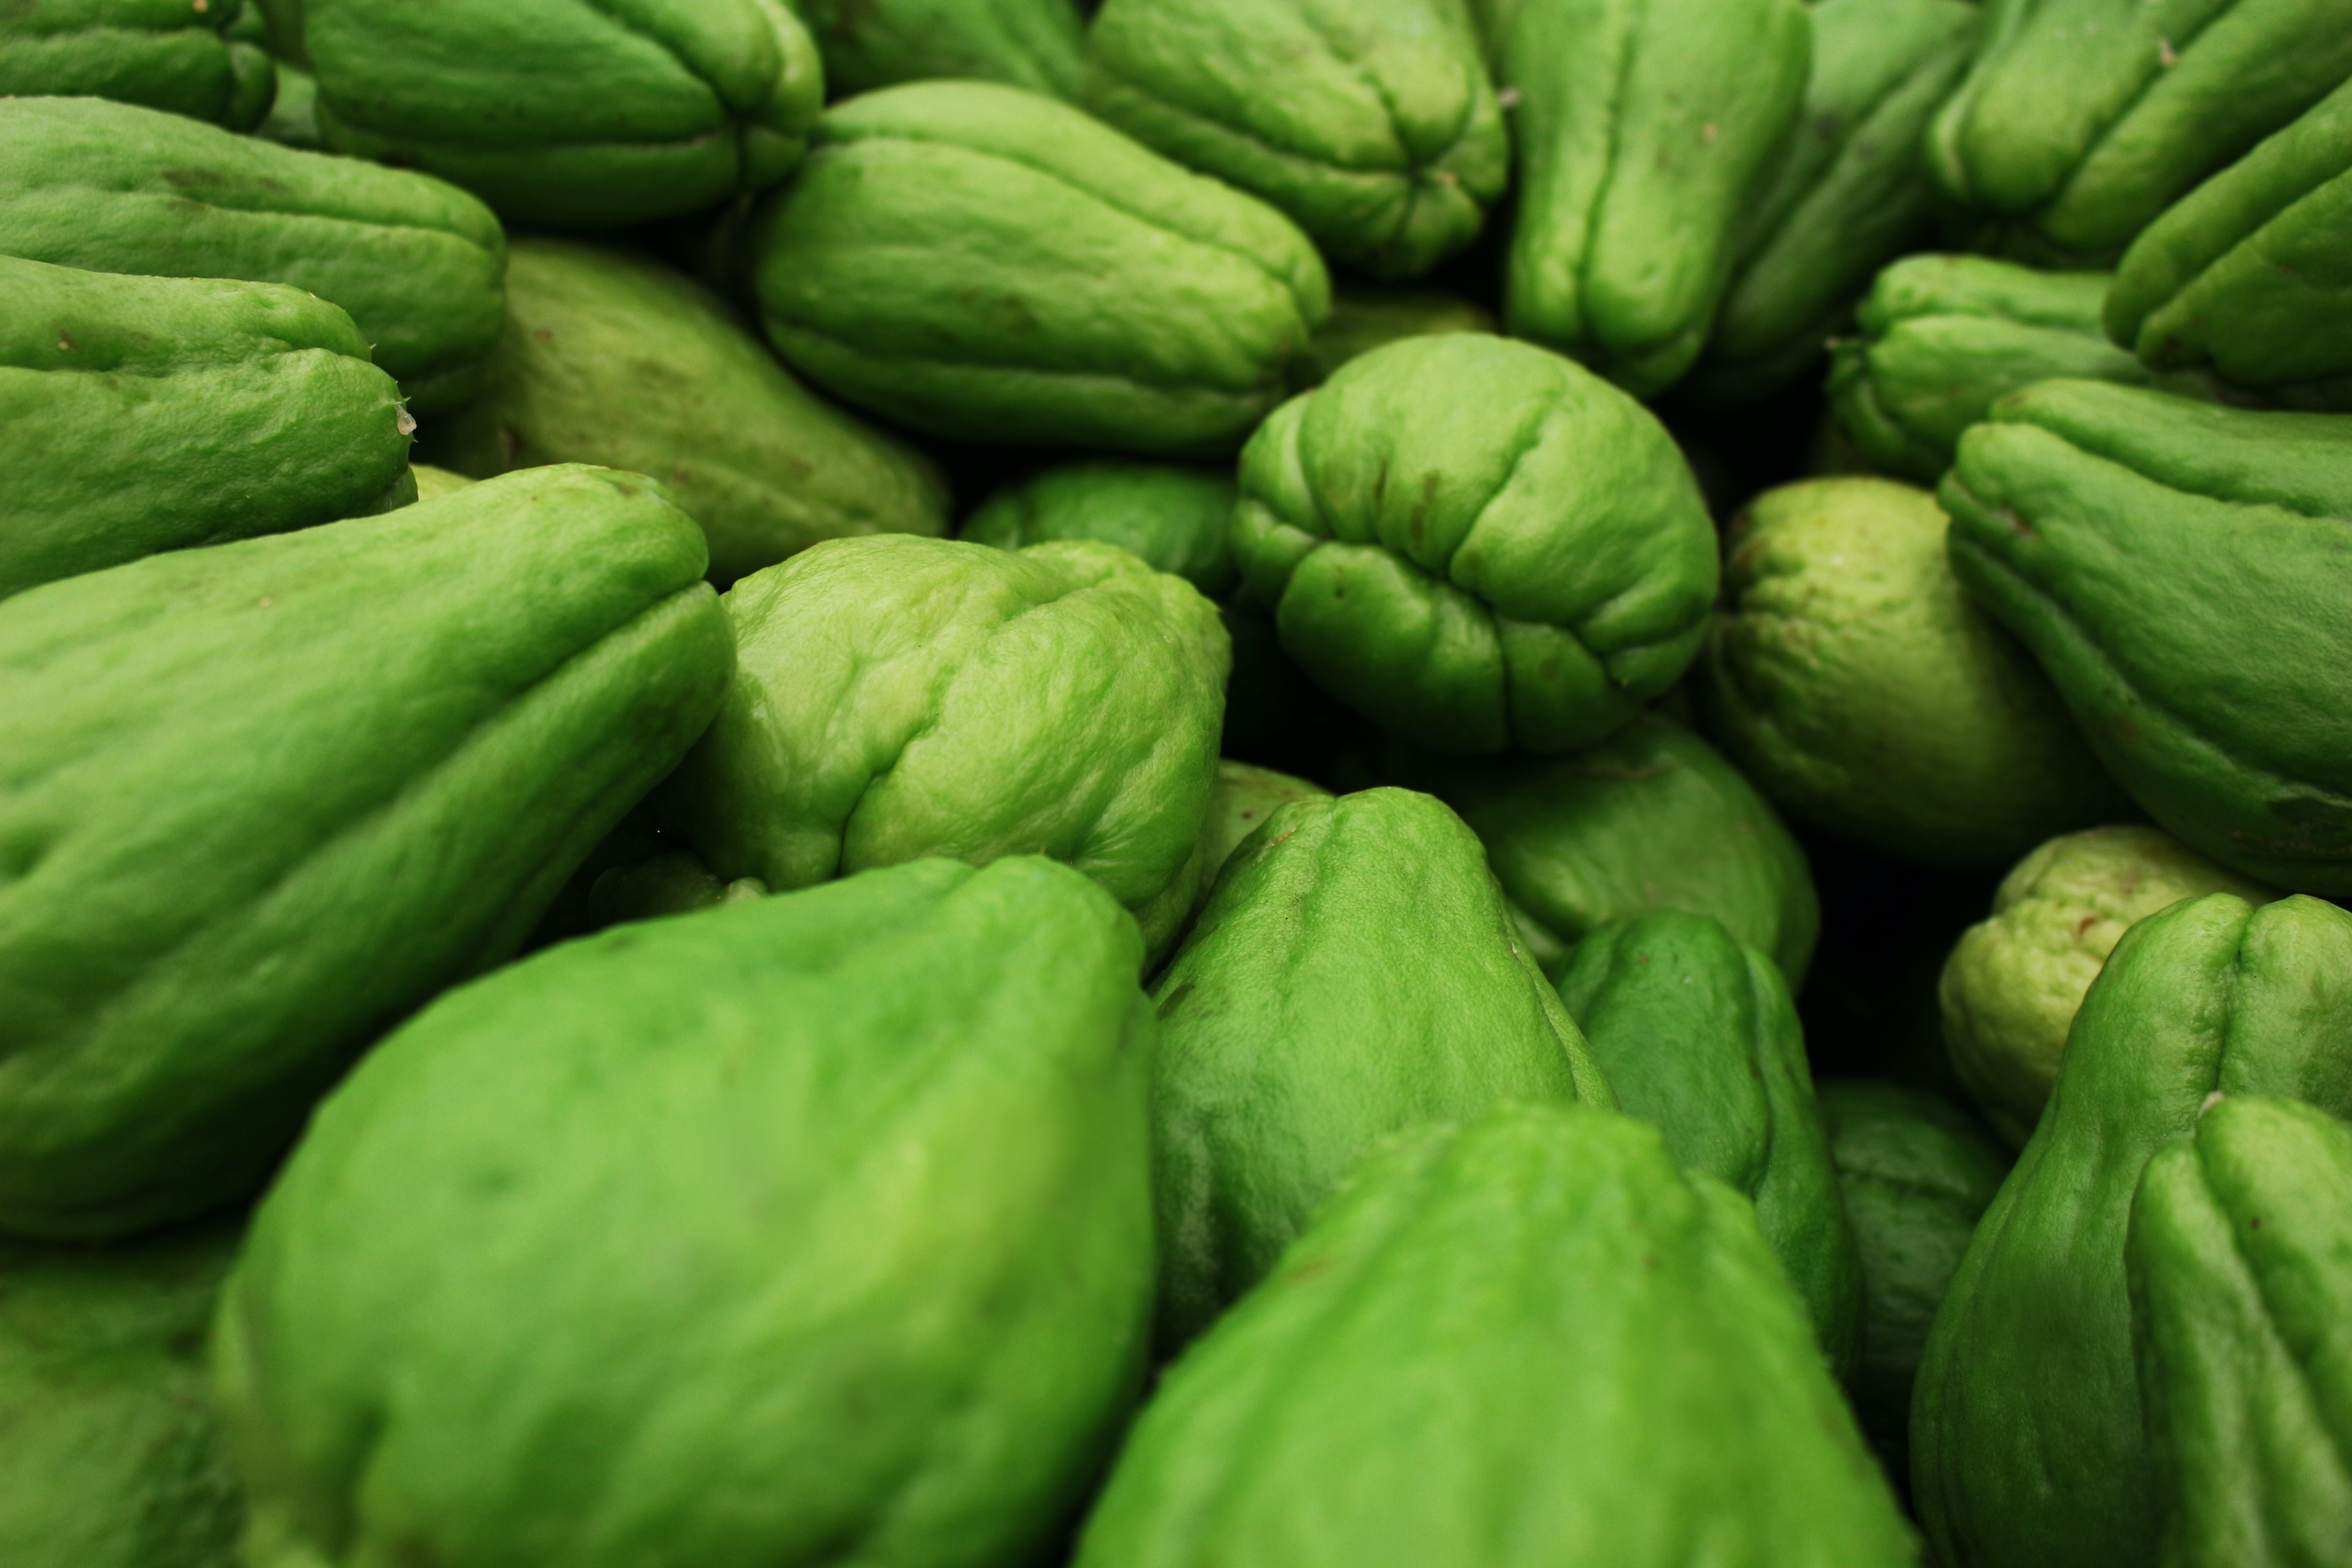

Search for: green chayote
xmin=1293 ymin=284 xmax=1496 ymax=388
xmin=963 ymin=460 xmax=1236 ymax=597
xmin=1231 ymin=333 xmax=1717 ymax=755
xmin=750 ymin=81 xmax=1329 ymax=454
xmin=429 ymin=239 xmax=947 ymax=586
xmin=214 ymin=857 xmax=1156 ymax=1568
xmin=1194 ymin=760 xmax=1330 ymax=893
xmin=790 ymin=0 xmax=1084 ymax=97
xmin=1085 ymin=0 xmax=1509 ymax=280
xmin=0 ymin=0 xmax=274 ymax=128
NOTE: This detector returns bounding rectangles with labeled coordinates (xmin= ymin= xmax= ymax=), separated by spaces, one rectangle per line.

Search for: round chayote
xmin=1231 ymin=333 xmax=1718 ymax=756
xmin=1940 ymin=825 xmax=2279 ymax=1146
xmin=1700 ymin=475 xmax=2130 ymax=867
xmin=963 ymin=460 xmax=1236 ymax=598
xmin=0 ymin=0 xmax=274 ymax=128
xmin=656 ymin=534 xmax=1230 ymax=960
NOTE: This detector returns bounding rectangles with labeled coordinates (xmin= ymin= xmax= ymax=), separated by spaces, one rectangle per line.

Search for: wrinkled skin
xmin=0 ymin=0 xmax=274 ymax=128
xmin=1292 ymin=285 xmax=1495 ymax=388
xmin=1192 ymin=760 xmax=1328 ymax=896
xmin=791 ymin=0 xmax=1083 ymax=97
xmin=963 ymin=460 xmax=1236 ymax=597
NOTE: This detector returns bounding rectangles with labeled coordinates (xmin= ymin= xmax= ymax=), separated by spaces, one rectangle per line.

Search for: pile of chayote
xmin=6 ymin=0 xmax=2352 ymax=1562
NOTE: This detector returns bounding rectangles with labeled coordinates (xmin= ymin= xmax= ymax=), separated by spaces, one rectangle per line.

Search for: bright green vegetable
xmin=1492 ymin=0 xmax=1812 ymax=396
xmin=656 ymin=535 xmax=1228 ymax=962
xmin=2131 ymin=1094 xmax=2352 ymax=1567
xmin=1230 ymin=333 xmax=1716 ymax=755
xmin=0 ymin=254 xmax=415 ymax=600
xmin=1556 ymin=911 xmax=1863 ymax=1373
xmin=406 ymin=465 xmax=475 ymax=502
xmin=1148 ymin=788 xmax=1609 ymax=1346
xmin=1911 ymin=892 xmax=2352 ymax=1568
xmin=1076 ymin=1103 xmax=1918 ymax=1568
xmin=430 ymin=239 xmax=947 ymax=587
xmin=1195 ymin=760 xmax=1329 ymax=891
xmin=1084 ymin=0 xmax=1508 ymax=280
xmin=0 ymin=465 xmax=734 ymax=1240
xmin=963 ymin=460 xmax=1236 ymax=597
xmin=1940 ymin=826 xmax=2278 ymax=1146
xmin=1293 ymin=285 xmax=1496 ymax=388
xmin=257 ymin=0 xmax=824 ymax=227
xmin=0 ymin=0 xmax=274 ymax=128
xmin=214 ymin=856 xmax=1156 ymax=1568
xmin=749 ymin=81 xmax=1329 ymax=454
xmin=1943 ymin=380 xmax=2352 ymax=895
xmin=790 ymin=0 xmax=1084 ymax=97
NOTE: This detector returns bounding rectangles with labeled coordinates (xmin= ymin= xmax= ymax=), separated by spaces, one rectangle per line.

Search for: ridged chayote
xmin=1076 ymin=1104 xmax=1919 ymax=1567
xmin=1943 ymin=380 xmax=2352 ymax=895
xmin=0 ymin=97 xmax=505 ymax=415
xmin=1911 ymin=893 xmax=2352 ymax=1568
xmin=1084 ymin=0 xmax=1509 ymax=280
xmin=789 ymin=0 xmax=1084 ymax=97
xmin=1148 ymin=789 xmax=1611 ymax=1346
xmin=656 ymin=534 xmax=1228 ymax=962
xmin=256 ymin=0 xmax=824 ymax=226
xmin=430 ymin=238 xmax=947 ymax=587
xmin=0 ymin=254 xmax=415 ymax=600
xmin=750 ymin=81 xmax=1330 ymax=454
xmin=0 ymin=1 xmax=274 ymax=128
xmin=963 ymin=460 xmax=1237 ymax=597
xmin=0 ymin=465 xmax=735 ymax=1240
xmin=213 ymin=857 xmax=1156 ymax=1568
xmin=1230 ymin=333 xmax=1717 ymax=755
xmin=1940 ymin=825 xmax=2279 ymax=1146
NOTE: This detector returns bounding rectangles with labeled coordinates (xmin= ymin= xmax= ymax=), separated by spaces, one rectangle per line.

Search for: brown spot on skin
xmin=54 ymin=332 xmax=72 ymax=353
xmin=2076 ymin=915 xmax=2097 ymax=937
xmin=2000 ymin=506 xmax=2034 ymax=537
xmin=256 ymin=596 xmax=274 ymax=608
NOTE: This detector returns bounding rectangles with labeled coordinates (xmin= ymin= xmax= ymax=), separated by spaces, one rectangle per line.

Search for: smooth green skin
xmin=0 ymin=1214 xmax=245 ymax=1568
xmin=1911 ymin=892 xmax=2352 ymax=1568
xmin=963 ymin=459 xmax=1237 ymax=597
xmin=256 ymin=60 xmax=323 ymax=148
xmin=0 ymin=1 xmax=274 ymax=128
xmin=1292 ymin=284 xmax=1495 ymax=388
xmin=259 ymin=0 xmax=822 ymax=228
xmin=789 ymin=0 xmax=1083 ymax=97
xmin=403 ymin=464 xmax=473 ymax=503
xmin=1084 ymin=0 xmax=1508 ymax=280
xmin=2131 ymin=1095 xmax=2352 ymax=1567
xmin=2109 ymin=74 xmax=2352 ymax=407
xmin=751 ymin=81 xmax=1330 ymax=455
xmin=658 ymin=534 xmax=1228 ymax=963
xmin=1495 ymin=0 xmax=1811 ymax=398
xmin=1195 ymin=759 xmax=1330 ymax=894
xmin=1703 ymin=475 xmax=2130 ymax=867
xmin=1406 ymin=711 xmax=1821 ymax=984
xmin=213 ymin=857 xmax=1156 ymax=1568
xmin=1816 ymin=1079 xmax=2012 ymax=1477
xmin=432 ymin=240 xmax=947 ymax=588
xmin=1148 ymin=789 xmax=1612 ymax=1347
xmin=0 ymin=465 xmax=734 ymax=1240
xmin=0 ymin=253 xmax=414 ymax=600
xmin=1077 ymin=1103 xmax=1917 ymax=1568
xmin=1827 ymin=253 xmax=2208 ymax=484
xmin=1557 ymin=911 xmax=1864 ymax=1376
xmin=0 ymin=97 xmax=505 ymax=415
xmin=1943 ymin=380 xmax=2352 ymax=894
xmin=1924 ymin=0 xmax=2352 ymax=263
xmin=1231 ymin=334 xmax=1717 ymax=756
xmin=1940 ymin=825 xmax=2278 ymax=1146
xmin=1696 ymin=0 xmax=1980 ymax=400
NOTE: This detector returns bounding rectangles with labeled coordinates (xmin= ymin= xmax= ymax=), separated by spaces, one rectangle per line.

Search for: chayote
xmin=1292 ymin=283 xmax=1496 ymax=388
xmin=657 ymin=534 xmax=1228 ymax=961
xmin=256 ymin=0 xmax=824 ymax=227
xmin=1076 ymin=1103 xmax=1918 ymax=1568
xmin=1942 ymin=380 xmax=2352 ymax=895
xmin=1491 ymin=0 xmax=1812 ymax=397
xmin=1084 ymin=0 xmax=1509 ymax=280
xmin=0 ymin=1214 xmax=245 ymax=1568
xmin=2108 ymin=74 xmax=2352 ymax=411
xmin=0 ymin=254 xmax=415 ymax=600
xmin=1702 ymin=475 xmax=2128 ymax=867
xmin=1816 ymin=1079 xmax=2012 ymax=1485
xmin=2131 ymin=1093 xmax=2352 ymax=1567
xmin=1696 ymin=0 xmax=1980 ymax=401
xmin=1230 ymin=333 xmax=1717 ymax=755
xmin=254 ymin=60 xmax=322 ymax=148
xmin=750 ymin=81 xmax=1329 ymax=454
xmin=1911 ymin=892 xmax=2352 ymax=1568
xmin=430 ymin=238 xmax=946 ymax=587
xmin=1195 ymin=759 xmax=1330 ymax=891
xmin=405 ymin=464 xmax=474 ymax=502
xmin=789 ymin=0 xmax=1084 ymax=97
xmin=1924 ymin=0 xmax=2352 ymax=264
xmin=963 ymin=459 xmax=1236 ymax=597
xmin=1941 ymin=825 xmax=2279 ymax=1146
xmin=0 ymin=0 xmax=274 ymax=128
xmin=0 ymin=97 xmax=505 ymax=415
xmin=1828 ymin=254 xmax=2212 ymax=483
xmin=213 ymin=856 xmax=1156 ymax=1568
xmin=0 ymin=465 xmax=735 ymax=1240
xmin=1405 ymin=711 xmax=1820 ymax=984
xmin=1148 ymin=788 xmax=1611 ymax=1345
xmin=1556 ymin=911 xmax=1864 ymax=1375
